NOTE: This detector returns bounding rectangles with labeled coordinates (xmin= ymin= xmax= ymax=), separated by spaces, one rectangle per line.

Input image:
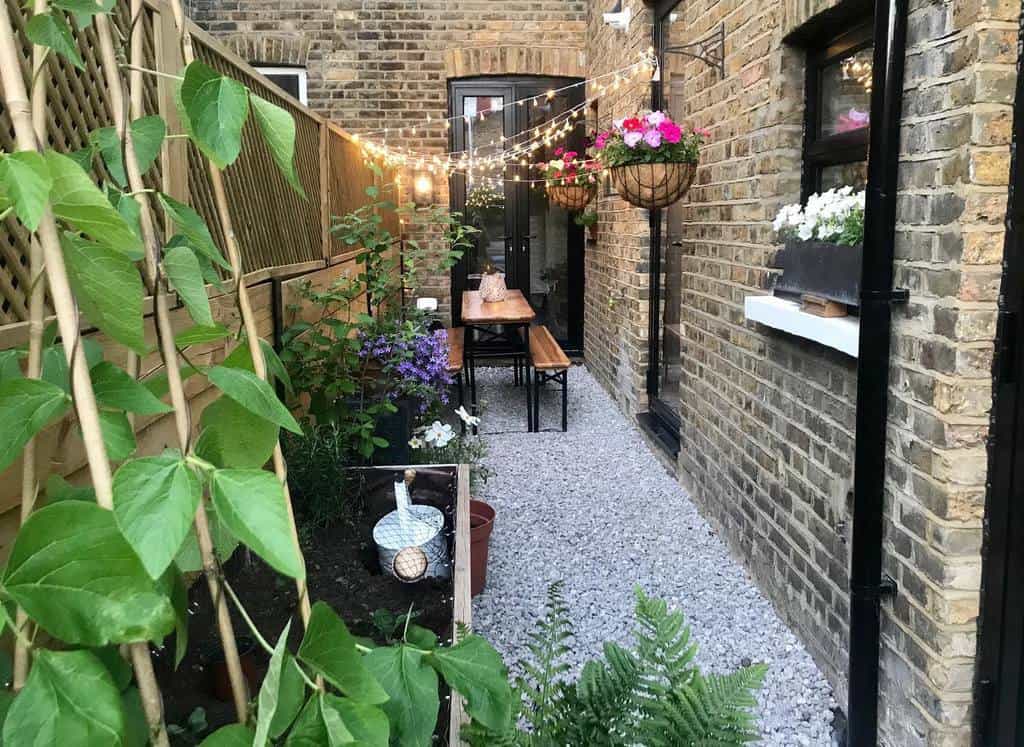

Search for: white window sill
xmin=744 ymin=295 xmax=859 ymax=357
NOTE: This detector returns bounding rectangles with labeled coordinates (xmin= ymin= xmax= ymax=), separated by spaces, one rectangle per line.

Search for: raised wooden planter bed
xmin=156 ymin=463 xmax=473 ymax=745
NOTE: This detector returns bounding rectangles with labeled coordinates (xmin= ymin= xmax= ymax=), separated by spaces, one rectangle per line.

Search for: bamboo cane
xmin=93 ymin=9 xmax=251 ymax=721
xmin=0 ymin=8 xmax=169 ymax=745
xmin=12 ymin=0 xmax=51 ymax=692
xmin=164 ymin=0 xmax=312 ymax=626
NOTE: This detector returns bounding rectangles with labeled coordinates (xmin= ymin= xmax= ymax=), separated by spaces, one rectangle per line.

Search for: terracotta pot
xmin=610 ymin=161 xmax=696 ymax=210
xmin=478 ymin=272 xmax=507 ymax=302
xmin=469 ymin=499 xmax=495 ymax=597
xmin=208 ymin=636 xmax=260 ymax=702
xmin=547 ymin=183 xmax=596 ymax=211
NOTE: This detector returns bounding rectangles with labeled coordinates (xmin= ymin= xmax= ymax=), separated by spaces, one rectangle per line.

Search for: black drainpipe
xmin=846 ymin=0 xmax=909 ymax=744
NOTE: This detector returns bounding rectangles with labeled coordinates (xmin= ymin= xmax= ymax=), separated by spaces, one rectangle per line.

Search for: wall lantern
xmin=413 ymin=170 xmax=434 ymax=207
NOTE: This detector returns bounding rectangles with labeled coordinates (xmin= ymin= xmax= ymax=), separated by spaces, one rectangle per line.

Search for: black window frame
xmin=801 ymin=20 xmax=873 ymax=200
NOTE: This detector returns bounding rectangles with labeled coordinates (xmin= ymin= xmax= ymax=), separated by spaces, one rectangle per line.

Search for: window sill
xmin=744 ymin=294 xmax=858 ymax=357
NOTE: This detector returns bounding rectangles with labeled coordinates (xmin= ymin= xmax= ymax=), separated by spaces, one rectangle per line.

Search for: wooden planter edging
xmin=770 ymin=238 xmax=863 ymax=307
xmin=449 ymin=463 xmax=472 ymax=745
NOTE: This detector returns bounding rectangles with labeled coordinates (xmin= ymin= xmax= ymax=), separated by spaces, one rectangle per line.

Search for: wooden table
xmin=461 ymin=289 xmax=537 ymax=431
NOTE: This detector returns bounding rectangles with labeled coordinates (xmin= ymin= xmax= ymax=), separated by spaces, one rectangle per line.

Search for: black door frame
xmin=974 ymin=7 xmax=1024 ymax=742
xmin=640 ymin=0 xmax=683 ymax=452
xmin=448 ymin=75 xmax=587 ymax=353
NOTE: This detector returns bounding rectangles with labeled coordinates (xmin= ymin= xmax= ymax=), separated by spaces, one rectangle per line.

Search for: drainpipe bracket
xmin=851 ymin=575 xmax=898 ymax=602
xmin=879 ymin=574 xmax=897 ymax=598
xmin=860 ymin=288 xmax=910 ymax=304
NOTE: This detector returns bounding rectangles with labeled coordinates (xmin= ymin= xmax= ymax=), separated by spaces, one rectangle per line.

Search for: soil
xmin=155 ymin=466 xmax=459 ymax=744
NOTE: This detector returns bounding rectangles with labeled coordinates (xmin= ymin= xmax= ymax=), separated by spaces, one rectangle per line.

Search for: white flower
xmin=423 ymin=421 xmax=455 ymax=448
xmin=646 ymin=110 xmax=667 ymax=126
xmin=455 ymin=405 xmax=481 ymax=427
xmin=408 ymin=436 xmax=424 ymax=450
xmin=797 ymin=222 xmax=815 ymax=240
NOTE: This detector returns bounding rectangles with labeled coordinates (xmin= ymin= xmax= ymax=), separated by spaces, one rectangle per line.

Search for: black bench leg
xmin=456 ymin=371 xmax=465 ymax=434
xmin=561 ymin=370 xmax=567 ymax=432
xmin=533 ymin=368 xmax=540 ymax=432
xmin=525 ymin=361 xmax=532 ymax=432
xmin=469 ymin=356 xmax=478 ymax=436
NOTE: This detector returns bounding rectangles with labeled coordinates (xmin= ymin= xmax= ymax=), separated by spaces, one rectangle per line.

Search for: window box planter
xmin=770 ymin=238 xmax=863 ymax=307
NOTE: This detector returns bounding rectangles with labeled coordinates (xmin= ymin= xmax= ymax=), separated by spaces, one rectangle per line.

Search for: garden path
xmin=470 ymin=364 xmax=836 ymax=746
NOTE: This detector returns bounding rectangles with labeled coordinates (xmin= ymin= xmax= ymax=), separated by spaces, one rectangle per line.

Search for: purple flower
xmin=623 ymin=131 xmax=643 ymax=148
xmin=643 ymin=128 xmax=663 ymax=148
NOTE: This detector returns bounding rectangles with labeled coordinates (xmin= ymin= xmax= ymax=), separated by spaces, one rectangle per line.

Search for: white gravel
xmin=470 ymin=364 xmax=836 ymax=746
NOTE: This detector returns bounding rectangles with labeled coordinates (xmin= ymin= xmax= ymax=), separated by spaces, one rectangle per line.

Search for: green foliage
xmin=178 ymin=61 xmax=250 ymax=168
xmin=210 ymin=468 xmax=305 ymax=579
xmin=297 ymin=602 xmax=388 ymax=704
xmin=0 ymin=378 xmax=70 ymax=473
xmin=464 ymin=584 xmax=766 ymax=747
xmin=573 ymin=210 xmax=597 ymax=228
xmin=250 ymin=93 xmax=306 ymax=198
xmin=97 ymin=408 xmax=137 ymax=461
xmin=25 ymin=11 xmax=83 ymax=70
xmin=91 ymin=116 xmax=166 ymax=187
xmin=280 ymin=423 xmax=360 ymax=532
xmin=207 ymin=364 xmax=302 ymax=435
xmin=158 ymin=193 xmax=231 ymax=270
xmin=163 ymin=243 xmax=215 ymax=326
xmin=3 ymin=502 xmax=175 ymax=646
xmin=363 ymin=645 xmax=438 ymax=746
xmin=196 ymin=394 xmax=280 ymax=469
xmin=91 ymin=361 xmax=173 ymax=415
xmin=0 ymin=151 xmax=52 ymax=230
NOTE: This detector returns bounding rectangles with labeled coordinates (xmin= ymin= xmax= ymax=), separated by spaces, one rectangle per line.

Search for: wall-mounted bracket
xmin=663 ymin=21 xmax=725 ymax=78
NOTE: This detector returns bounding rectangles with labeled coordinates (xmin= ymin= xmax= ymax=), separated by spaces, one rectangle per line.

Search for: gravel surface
xmin=470 ymin=364 xmax=836 ymax=745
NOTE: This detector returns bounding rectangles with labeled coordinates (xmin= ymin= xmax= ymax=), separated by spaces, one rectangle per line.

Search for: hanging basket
xmin=547 ymin=183 xmax=596 ymax=211
xmin=609 ymin=161 xmax=696 ymax=210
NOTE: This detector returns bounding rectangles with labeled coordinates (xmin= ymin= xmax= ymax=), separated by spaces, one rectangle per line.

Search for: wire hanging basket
xmin=547 ymin=183 xmax=596 ymax=211
xmin=609 ymin=161 xmax=697 ymax=210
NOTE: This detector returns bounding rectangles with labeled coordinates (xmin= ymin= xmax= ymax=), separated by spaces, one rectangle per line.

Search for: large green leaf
xmin=0 ymin=151 xmax=53 ymax=229
xmin=97 ymin=409 xmax=136 ymax=461
xmin=0 ymin=378 xmax=70 ymax=473
xmin=61 ymin=232 xmax=146 ymax=354
xmin=112 ymin=454 xmax=201 ymax=579
xmin=91 ymin=361 xmax=173 ymax=414
xmin=207 ymin=365 xmax=301 ymax=434
xmin=194 ymin=395 xmax=279 ymax=469
xmin=222 ymin=338 xmax=293 ymax=396
xmin=51 ymin=0 xmax=114 ymax=23
xmin=25 ymin=11 xmax=83 ymax=71
xmin=163 ymin=243 xmax=214 ymax=327
xmin=45 ymin=473 xmax=95 ymax=503
xmin=0 ymin=349 xmax=23 ymax=382
xmin=175 ymin=324 xmax=231 ymax=347
xmin=91 ymin=116 xmax=166 ymax=187
xmin=45 ymin=151 xmax=143 ymax=260
xmin=285 ymin=697 xmax=328 ymax=747
xmin=179 ymin=61 xmax=249 ymax=168
xmin=271 ymin=652 xmax=308 ymax=738
xmin=2 ymin=650 xmax=124 ymax=746
xmin=158 ymin=194 xmax=230 ymax=269
xmin=199 ymin=725 xmax=257 ymax=746
xmin=321 ymin=696 xmax=389 ymax=747
xmin=210 ymin=468 xmax=304 ymax=579
xmin=2 ymin=501 xmax=175 ymax=646
xmin=297 ymin=603 xmax=387 ymax=704
xmin=255 ymin=621 xmax=292 ymax=747
xmin=250 ymin=93 xmax=305 ymax=198
xmin=425 ymin=635 xmax=511 ymax=732
xmin=121 ymin=688 xmax=149 ymax=747
xmin=363 ymin=645 xmax=439 ymax=747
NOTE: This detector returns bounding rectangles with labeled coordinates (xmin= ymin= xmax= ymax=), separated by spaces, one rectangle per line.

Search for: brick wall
xmin=189 ymin=0 xmax=587 ymax=322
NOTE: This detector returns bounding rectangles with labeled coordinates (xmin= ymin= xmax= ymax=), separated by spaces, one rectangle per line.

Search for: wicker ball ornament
xmin=547 ymin=183 xmax=596 ymax=211
xmin=393 ymin=546 xmax=429 ymax=582
xmin=610 ymin=161 xmax=696 ymax=210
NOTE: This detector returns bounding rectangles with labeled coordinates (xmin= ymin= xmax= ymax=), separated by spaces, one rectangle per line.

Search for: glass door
xmin=449 ymin=77 xmax=586 ymax=353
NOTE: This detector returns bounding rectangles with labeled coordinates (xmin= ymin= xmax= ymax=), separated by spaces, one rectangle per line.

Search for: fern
xmin=461 ymin=583 xmax=767 ymax=747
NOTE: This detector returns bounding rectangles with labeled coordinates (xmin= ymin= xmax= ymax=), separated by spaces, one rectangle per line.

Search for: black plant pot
xmin=770 ymin=238 xmax=863 ymax=307
xmin=370 ymin=398 xmax=413 ymax=465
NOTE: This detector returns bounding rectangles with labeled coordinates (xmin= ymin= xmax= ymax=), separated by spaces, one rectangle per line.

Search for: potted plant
xmin=574 ymin=209 xmax=598 ymax=241
xmin=593 ymin=111 xmax=707 ymax=210
xmin=543 ymin=148 xmax=600 ymax=211
xmin=770 ymin=186 xmax=865 ymax=309
xmin=478 ymin=262 xmax=508 ymax=302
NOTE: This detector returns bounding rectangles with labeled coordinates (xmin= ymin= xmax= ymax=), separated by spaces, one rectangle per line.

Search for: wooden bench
xmin=527 ymin=325 xmax=570 ymax=431
xmin=445 ymin=327 xmax=466 ymax=429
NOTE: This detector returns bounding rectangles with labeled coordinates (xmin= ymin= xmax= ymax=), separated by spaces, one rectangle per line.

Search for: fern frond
xmin=632 ymin=586 xmax=698 ymax=703
xmin=518 ymin=582 xmax=575 ymax=740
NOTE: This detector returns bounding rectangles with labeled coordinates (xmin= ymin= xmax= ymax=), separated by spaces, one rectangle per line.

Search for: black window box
xmin=769 ymin=239 xmax=863 ymax=308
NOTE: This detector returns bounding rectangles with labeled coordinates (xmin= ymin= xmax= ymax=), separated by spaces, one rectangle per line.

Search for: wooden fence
xmin=0 ymin=0 xmax=400 ymax=553
xmin=0 ymin=0 xmax=396 ymax=327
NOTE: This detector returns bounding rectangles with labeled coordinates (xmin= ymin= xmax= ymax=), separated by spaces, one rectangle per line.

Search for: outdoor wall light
xmin=413 ymin=170 xmax=434 ymax=207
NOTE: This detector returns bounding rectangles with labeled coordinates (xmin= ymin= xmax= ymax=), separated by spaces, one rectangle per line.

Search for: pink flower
xmin=643 ymin=128 xmax=663 ymax=148
xmin=622 ymin=117 xmax=644 ymax=132
xmin=646 ymin=110 xmax=667 ymax=127
xmin=658 ymin=120 xmax=682 ymax=144
xmin=554 ymin=147 xmax=564 ymax=156
xmin=693 ymin=126 xmax=711 ymax=137
xmin=623 ymin=131 xmax=643 ymax=148
xmin=563 ymin=150 xmax=577 ymax=161
xmin=594 ymin=132 xmax=610 ymax=150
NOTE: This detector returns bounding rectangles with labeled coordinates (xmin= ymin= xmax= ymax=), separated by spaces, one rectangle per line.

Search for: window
xmin=253 ymin=65 xmax=308 ymax=105
xmin=801 ymin=22 xmax=872 ymax=199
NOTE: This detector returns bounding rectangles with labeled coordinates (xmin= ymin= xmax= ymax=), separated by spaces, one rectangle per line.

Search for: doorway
xmin=448 ymin=76 xmax=586 ymax=354
xmin=974 ymin=10 xmax=1024 ymax=742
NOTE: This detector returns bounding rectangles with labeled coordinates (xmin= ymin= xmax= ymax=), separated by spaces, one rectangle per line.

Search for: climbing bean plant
xmin=0 ymin=0 xmax=511 ymax=744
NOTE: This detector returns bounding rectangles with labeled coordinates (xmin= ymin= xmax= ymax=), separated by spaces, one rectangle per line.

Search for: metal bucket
xmin=372 ymin=504 xmax=451 ymax=582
